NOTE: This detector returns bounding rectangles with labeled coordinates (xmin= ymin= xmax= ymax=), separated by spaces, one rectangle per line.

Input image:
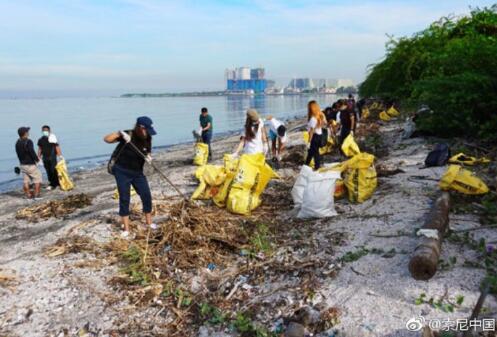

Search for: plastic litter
xmin=439 ymin=165 xmax=489 ymax=195
xmin=448 ymin=153 xmax=491 ymax=166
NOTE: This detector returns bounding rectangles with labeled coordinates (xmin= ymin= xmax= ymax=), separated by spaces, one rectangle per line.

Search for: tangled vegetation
xmin=359 ymin=6 xmax=497 ymax=141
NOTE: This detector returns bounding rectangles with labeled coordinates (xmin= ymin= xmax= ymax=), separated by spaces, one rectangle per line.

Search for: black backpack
xmin=424 ymin=143 xmax=450 ymax=167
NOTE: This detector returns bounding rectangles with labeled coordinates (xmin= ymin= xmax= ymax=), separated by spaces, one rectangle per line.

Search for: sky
xmin=0 ymin=0 xmax=495 ymax=96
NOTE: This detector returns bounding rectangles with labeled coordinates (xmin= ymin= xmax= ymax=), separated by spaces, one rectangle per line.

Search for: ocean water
xmin=0 ymin=94 xmax=342 ymax=191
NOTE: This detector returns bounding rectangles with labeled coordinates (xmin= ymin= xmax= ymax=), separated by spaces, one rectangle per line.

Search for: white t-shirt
xmin=307 ymin=117 xmax=322 ymax=135
xmin=267 ymin=118 xmax=287 ymax=143
xmin=242 ymin=119 xmax=265 ymax=154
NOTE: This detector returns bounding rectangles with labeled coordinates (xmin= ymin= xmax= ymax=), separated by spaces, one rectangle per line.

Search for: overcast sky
xmin=0 ymin=0 xmax=495 ymax=95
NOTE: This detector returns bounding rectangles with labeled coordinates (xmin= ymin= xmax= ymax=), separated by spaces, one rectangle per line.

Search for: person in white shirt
xmin=305 ymin=100 xmax=324 ymax=170
xmin=265 ymin=116 xmax=287 ymax=163
xmin=233 ymin=109 xmax=269 ymax=156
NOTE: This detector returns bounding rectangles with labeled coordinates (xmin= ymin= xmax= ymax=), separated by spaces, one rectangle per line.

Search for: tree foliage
xmin=359 ymin=6 xmax=497 ymax=140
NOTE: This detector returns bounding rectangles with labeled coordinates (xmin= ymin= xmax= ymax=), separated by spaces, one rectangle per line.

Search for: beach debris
xmin=424 ymin=143 xmax=450 ymax=167
xmin=45 ymin=235 xmax=100 ymax=257
xmin=0 ymin=269 xmax=18 ymax=290
xmin=376 ymin=163 xmax=405 ymax=177
xmin=439 ymin=165 xmax=489 ymax=195
xmin=285 ymin=321 xmax=306 ymax=337
xmin=409 ymin=192 xmax=450 ymax=280
xmin=15 ymin=193 xmax=92 ymax=222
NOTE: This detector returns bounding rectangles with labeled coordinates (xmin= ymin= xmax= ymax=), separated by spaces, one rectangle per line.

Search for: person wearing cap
xmin=104 ymin=116 xmax=157 ymax=238
xmin=265 ymin=115 xmax=287 ymax=163
xmin=37 ymin=125 xmax=62 ymax=190
xmin=233 ymin=109 xmax=269 ymax=157
xmin=199 ymin=107 xmax=213 ymax=161
xmin=15 ymin=127 xmax=43 ymax=199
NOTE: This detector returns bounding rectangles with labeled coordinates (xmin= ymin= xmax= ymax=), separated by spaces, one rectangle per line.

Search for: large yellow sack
xmin=448 ymin=153 xmax=491 ymax=166
xmin=361 ymin=107 xmax=370 ymax=119
xmin=379 ymin=110 xmax=391 ymax=121
xmin=55 ymin=159 xmax=74 ymax=191
xmin=191 ymin=165 xmax=226 ymax=200
xmin=343 ymin=153 xmax=377 ymax=203
xmin=212 ymin=154 xmax=239 ymax=207
xmin=387 ymin=106 xmax=400 ymax=117
xmin=193 ymin=142 xmax=209 ymax=166
xmin=341 ymin=134 xmax=361 ymax=157
xmin=223 ymin=154 xmax=239 ymax=173
xmin=439 ymin=165 xmax=489 ymax=195
xmin=226 ymin=153 xmax=277 ymax=215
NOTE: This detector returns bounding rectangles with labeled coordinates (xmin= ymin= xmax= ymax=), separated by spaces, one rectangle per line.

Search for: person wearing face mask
xmin=104 ymin=116 xmax=157 ymax=239
xmin=37 ymin=125 xmax=62 ymax=190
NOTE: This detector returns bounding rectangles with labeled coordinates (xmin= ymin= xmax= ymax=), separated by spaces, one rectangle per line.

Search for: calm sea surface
xmin=0 ymin=94 xmax=342 ymax=191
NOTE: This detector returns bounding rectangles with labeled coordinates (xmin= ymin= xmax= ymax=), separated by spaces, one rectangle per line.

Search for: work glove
xmin=145 ymin=154 xmax=152 ymax=164
xmin=120 ymin=131 xmax=131 ymax=143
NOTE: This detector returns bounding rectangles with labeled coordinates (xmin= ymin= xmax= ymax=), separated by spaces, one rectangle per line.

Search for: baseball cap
xmin=136 ymin=116 xmax=157 ymax=136
xmin=18 ymin=127 xmax=30 ymax=137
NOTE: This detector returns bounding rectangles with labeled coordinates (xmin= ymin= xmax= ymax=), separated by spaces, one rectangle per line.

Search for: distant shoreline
xmin=120 ymin=91 xmax=355 ymax=98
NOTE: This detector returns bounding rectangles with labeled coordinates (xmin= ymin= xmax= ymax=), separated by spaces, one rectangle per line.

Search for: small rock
xmin=285 ymin=322 xmax=306 ymax=337
xmin=293 ymin=306 xmax=321 ymax=326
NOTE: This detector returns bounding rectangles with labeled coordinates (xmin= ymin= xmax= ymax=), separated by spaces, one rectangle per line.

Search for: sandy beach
xmin=1 ymin=117 xmax=496 ymax=337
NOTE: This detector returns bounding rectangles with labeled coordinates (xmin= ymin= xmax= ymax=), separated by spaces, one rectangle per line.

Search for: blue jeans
xmin=113 ymin=165 xmax=152 ymax=216
xmin=201 ymin=132 xmax=212 ymax=159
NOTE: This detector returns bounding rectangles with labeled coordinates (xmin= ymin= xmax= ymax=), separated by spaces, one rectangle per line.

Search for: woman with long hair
xmin=104 ymin=116 xmax=157 ymax=238
xmin=233 ymin=109 xmax=269 ymax=156
xmin=305 ymin=100 xmax=324 ymax=170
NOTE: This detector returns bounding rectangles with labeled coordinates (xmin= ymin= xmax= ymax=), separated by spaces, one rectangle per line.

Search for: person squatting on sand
xmin=232 ymin=109 xmax=270 ymax=157
xmin=104 ymin=116 xmax=157 ymax=239
xmin=265 ymin=115 xmax=287 ymax=165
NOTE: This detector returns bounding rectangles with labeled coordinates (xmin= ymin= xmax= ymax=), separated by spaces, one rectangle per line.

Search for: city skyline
xmin=1 ymin=0 xmax=495 ymax=97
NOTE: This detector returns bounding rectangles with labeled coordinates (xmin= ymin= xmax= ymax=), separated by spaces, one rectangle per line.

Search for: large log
xmin=409 ymin=192 xmax=451 ymax=280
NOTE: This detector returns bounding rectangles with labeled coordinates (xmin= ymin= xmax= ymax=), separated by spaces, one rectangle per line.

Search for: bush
xmin=359 ymin=6 xmax=497 ymax=141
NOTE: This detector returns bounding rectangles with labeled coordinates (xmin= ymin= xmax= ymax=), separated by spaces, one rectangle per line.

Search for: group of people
xmin=15 ymin=125 xmax=63 ymax=199
xmin=14 ymin=97 xmax=355 ymax=238
xmin=306 ymin=94 xmax=359 ymax=169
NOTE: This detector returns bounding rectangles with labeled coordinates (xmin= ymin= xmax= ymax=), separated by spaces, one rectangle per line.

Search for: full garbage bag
xmin=439 ymin=165 xmax=489 ymax=195
xmin=193 ymin=142 xmax=209 ymax=166
xmin=341 ymin=133 xmax=361 ymax=157
xmin=379 ymin=110 xmax=391 ymax=121
xmin=55 ymin=159 xmax=74 ymax=191
xmin=343 ymin=153 xmax=377 ymax=203
xmin=291 ymin=165 xmax=313 ymax=208
xmin=226 ymin=153 xmax=277 ymax=215
xmin=448 ymin=153 xmax=491 ymax=166
xmin=297 ymin=170 xmax=341 ymax=218
xmin=212 ymin=154 xmax=239 ymax=207
xmin=191 ymin=165 xmax=226 ymax=200
xmin=387 ymin=106 xmax=400 ymax=117
xmin=361 ymin=107 xmax=370 ymax=119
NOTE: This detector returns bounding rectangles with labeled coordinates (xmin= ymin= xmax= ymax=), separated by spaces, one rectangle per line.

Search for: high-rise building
xmin=337 ymin=79 xmax=354 ymax=88
xmin=226 ymin=67 xmax=269 ymax=94
xmin=288 ymin=78 xmax=315 ymax=90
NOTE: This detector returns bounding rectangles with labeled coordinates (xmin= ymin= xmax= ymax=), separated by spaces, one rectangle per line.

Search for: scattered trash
xmin=439 ymin=165 xmax=489 ymax=195
xmin=207 ymin=263 xmax=216 ymax=271
xmin=16 ymin=193 xmax=92 ymax=222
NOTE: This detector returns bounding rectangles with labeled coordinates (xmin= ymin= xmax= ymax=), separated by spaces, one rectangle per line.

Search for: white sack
xmin=298 ymin=170 xmax=341 ymax=219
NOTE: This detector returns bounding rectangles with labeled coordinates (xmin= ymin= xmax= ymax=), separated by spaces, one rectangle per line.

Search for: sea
xmin=0 ymin=94 xmax=343 ymax=192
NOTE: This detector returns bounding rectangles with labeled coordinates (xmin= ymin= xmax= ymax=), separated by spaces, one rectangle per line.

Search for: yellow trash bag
xmin=341 ymin=133 xmax=361 ymax=157
xmin=379 ymin=110 xmax=391 ymax=121
xmin=191 ymin=165 xmax=226 ymax=200
xmin=227 ymin=153 xmax=276 ymax=215
xmin=212 ymin=154 xmax=239 ymax=207
xmin=387 ymin=106 xmax=400 ymax=117
xmin=343 ymin=153 xmax=377 ymax=203
xmin=113 ymin=186 xmax=137 ymax=199
xmin=55 ymin=159 xmax=74 ymax=191
xmin=223 ymin=153 xmax=239 ymax=173
xmin=361 ymin=107 xmax=370 ymax=119
xmin=439 ymin=165 xmax=489 ymax=195
xmin=448 ymin=153 xmax=491 ymax=166
xmin=193 ymin=142 xmax=209 ymax=166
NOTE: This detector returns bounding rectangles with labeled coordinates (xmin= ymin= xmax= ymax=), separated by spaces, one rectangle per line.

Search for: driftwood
xmin=408 ymin=192 xmax=450 ymax=280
